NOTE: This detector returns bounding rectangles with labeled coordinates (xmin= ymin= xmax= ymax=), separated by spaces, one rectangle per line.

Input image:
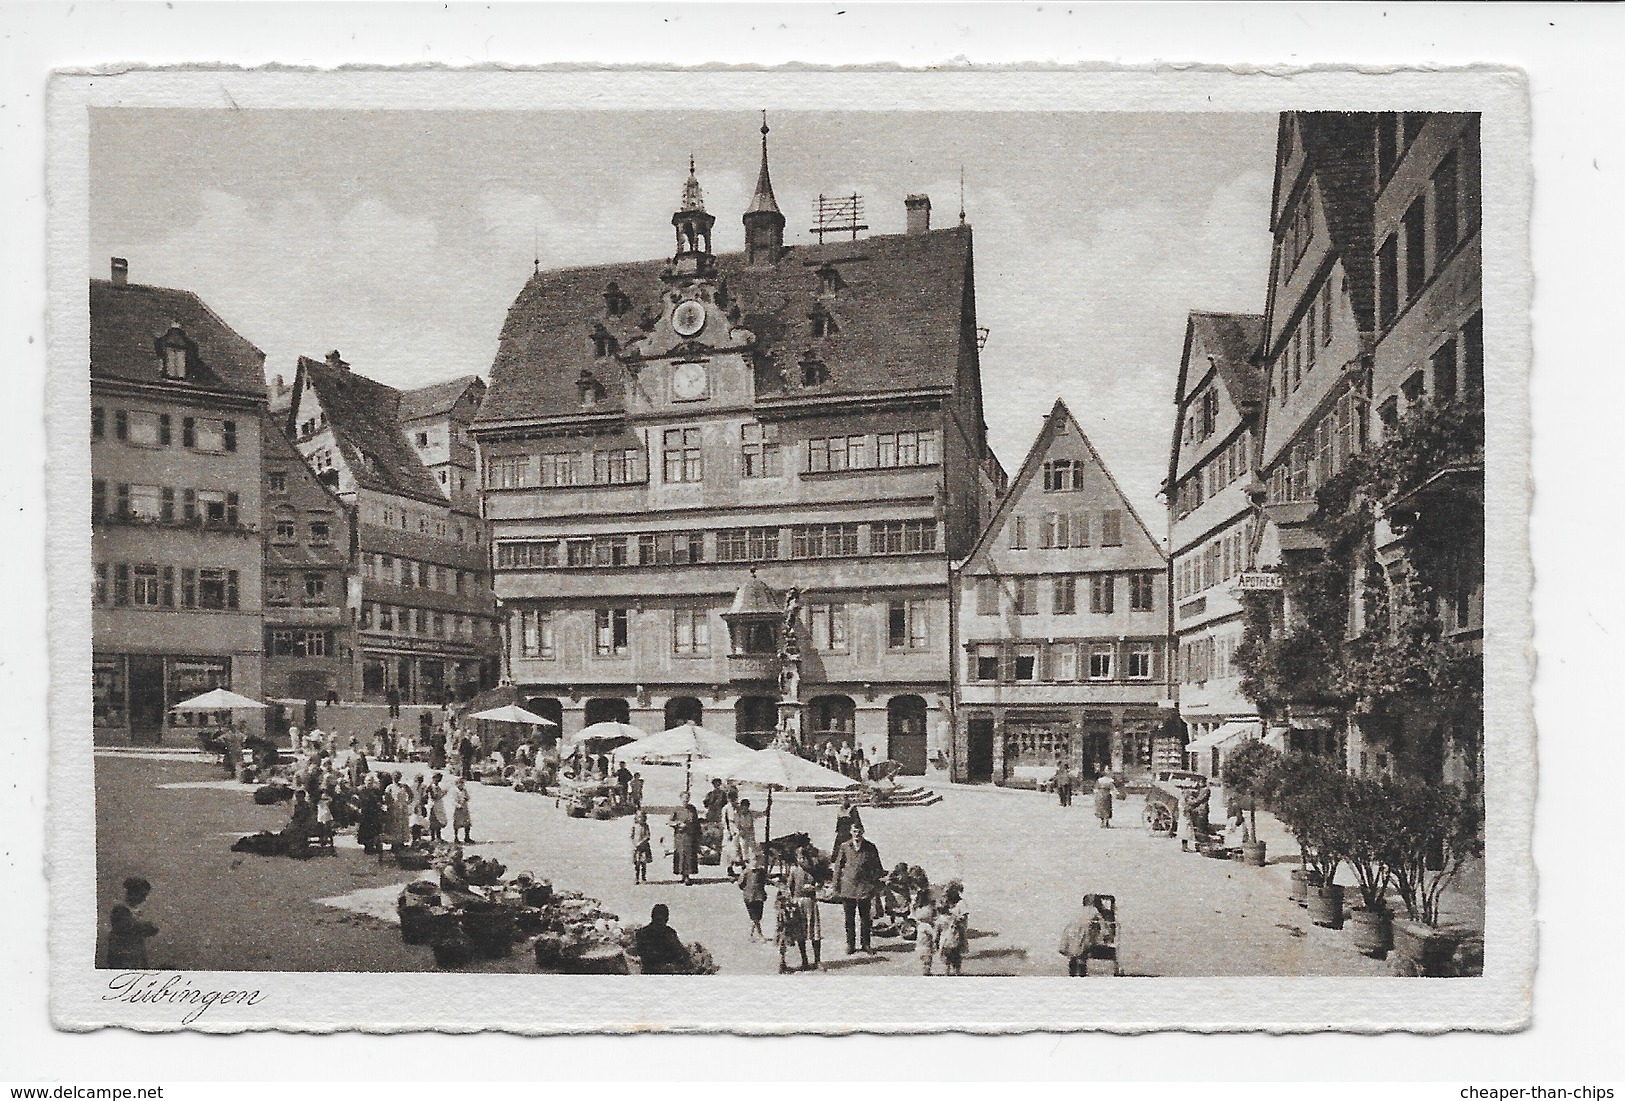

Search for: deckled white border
xmin=45 ymin=65 xmax=1534 ymax=1034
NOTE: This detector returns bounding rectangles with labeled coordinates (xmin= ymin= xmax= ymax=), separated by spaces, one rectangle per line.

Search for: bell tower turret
xmin=670 ymin=156 xmax=717 ymax=281
xmin=743 ymin=111 xmax=786 ymax=266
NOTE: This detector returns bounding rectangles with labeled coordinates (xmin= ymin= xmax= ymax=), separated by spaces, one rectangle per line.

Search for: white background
xmin=2 ymin=1 xmax=1619 ymax=1083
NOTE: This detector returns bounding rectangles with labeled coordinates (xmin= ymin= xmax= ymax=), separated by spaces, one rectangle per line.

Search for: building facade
xmin=91 ymin=259 xmax=267 ymax=743
xmin=1165 ymin=311 xmax=1267 ymax=778
xmin=261 ymin=415 xmax=355 ymax=703
xmin=954 ymin=400 xmax=1172 ymax=785
xmin=474 ymin=127 xmax=1001 ymax=773
xmin=1246 ymin=111 xmax=1379 ymax=762
xmin=1359 ymin=111 xmax=1485 ymax=786
xmin=282 ymin=355 xmax=500 ymax=704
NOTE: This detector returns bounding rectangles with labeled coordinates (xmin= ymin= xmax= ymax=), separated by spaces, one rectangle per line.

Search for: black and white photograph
xmin=42 ymin=62 xmax=1533 ymax=1034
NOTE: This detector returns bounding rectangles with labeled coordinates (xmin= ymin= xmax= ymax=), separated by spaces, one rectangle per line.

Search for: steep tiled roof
xmin=90 ymin=279 xmax=266 ymax=397
xmin=398 ymin=375 xmax=484 ymax=424
xmin=964 ymin=399 xmax=1167 ymax=570
xmin=478 ymin=225 xmax=974 ymax=426
xmin=1190 ymin=311 xmax=1267 ymax=406
xmin=296 ymin=357 xmax=447 ymax=507
xmin=1295 ymin=112 xmax=1378 ymax=333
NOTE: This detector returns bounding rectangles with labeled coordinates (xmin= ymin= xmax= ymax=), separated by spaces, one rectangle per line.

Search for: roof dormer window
xmin=156 ymin=322 xmax=192 ymax=380
xmin=591 ymin=324 xmax=618 ymax=358
xmin=576 ymin=369 xmax=607 ymax=408
xmin=809 ymin=307 xmax=839 ymax=339
xmin=603 ymin=281 xmax=631 ymax=318
xmin=798 ymin=351 xmax=829 ymax=387
xmin=816 ymin=265 xmax=843 ymax=298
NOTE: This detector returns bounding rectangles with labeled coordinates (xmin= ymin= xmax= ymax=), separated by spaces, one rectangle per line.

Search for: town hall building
xmin=474 ymin=122 xmax=1004 ymax=773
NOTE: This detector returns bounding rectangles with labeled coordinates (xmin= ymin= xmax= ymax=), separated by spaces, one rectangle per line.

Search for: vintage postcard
xmin=46 ymin=65 xmax=1533 ymax=1033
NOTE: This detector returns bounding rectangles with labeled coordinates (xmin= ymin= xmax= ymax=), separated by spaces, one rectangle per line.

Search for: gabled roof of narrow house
xmin=1265 ymin=111 xmax=1379 ymax=348
xmin=478 ymin=224 xmax=978 ymax=426
xmin=290 ymin=356 xmax=448 ymax=507
xmin=397 ymin=375 xmax=486 ymax=424
xmin=1167 ymin=310 xmax=1267 ymax=487
xmin=90 ymin=277 xmax=266 ymax=397
xmin=260 ymin=414 xmax=350 ymax=571
xmin=963 ymin=398 xmax=1166 ymax=572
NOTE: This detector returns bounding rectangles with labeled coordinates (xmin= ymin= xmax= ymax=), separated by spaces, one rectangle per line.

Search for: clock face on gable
xmin=671 ymin=361 xmax=709 ymax=401
xmin=671 ymin=300 xmax=707 ymax=338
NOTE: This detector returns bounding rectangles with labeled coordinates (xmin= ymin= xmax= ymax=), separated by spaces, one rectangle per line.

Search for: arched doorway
xmin=524 ymin=697 xmax=564 ymax=749
xmin=734 ymin=696 xmax=778 ymax=749
xmin=584 ymin=697 xmax=630 ymax=726
xmin=887 ymin=695 xmax=929 ymax=776
xmin=808 ymin=694 xmax=856 ymax=753
xmin=664 ymin=695 xmax=704 ymax=729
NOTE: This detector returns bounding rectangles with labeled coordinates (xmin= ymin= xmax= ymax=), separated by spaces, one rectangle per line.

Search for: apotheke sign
xmin=1233 ymin=571 xmax=1283 ymax=592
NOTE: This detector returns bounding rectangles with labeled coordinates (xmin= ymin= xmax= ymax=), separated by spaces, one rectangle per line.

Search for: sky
xmin=89 ymin=108 xmax=1278 ymax=532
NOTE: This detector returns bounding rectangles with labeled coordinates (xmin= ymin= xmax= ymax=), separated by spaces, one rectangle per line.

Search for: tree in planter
xmin=1386 ymin=774 xmax=1483 ymax=927
xmin=1340 ymin=776 xmax=1404 ymax=914
xmin=1220 ymin=738 xmax=1280 ymax=844
xmin=1268 ymin=751 xmax=1350 ymax=891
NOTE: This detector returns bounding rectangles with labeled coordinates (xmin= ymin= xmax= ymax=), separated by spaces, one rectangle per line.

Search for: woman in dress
xmin=1093 ymin=773 xmax=1115 ymax=829
xmin=357 ymin=774 xmax=384 ymax=854
xmin=669 ymin=802 xmax=701 ymax=886
xmin=428 ymin=772 xmax=448 ymax=842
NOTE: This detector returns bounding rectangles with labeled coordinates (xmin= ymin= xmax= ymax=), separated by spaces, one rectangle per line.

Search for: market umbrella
xmin=570 ymin=720 xmax=647 ymax=746
xmin=469 ymin=704 xmax=559 ymax=727
xmin=699 ymin=746 xmax=858 ymax=845
xmin=170 ymin=688 xmax=267 ymax=712
xmin=615 ymin=721 xmax=753 ymax=801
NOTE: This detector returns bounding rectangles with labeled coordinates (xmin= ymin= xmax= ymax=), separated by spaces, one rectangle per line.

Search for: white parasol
xmin=569 ymin=721 xmax=649 ymax=747
xmin=170 ymin=688 xmax=266 ymax=712
xmin=469 ymin=704 xmax=560 ymax=727
xmin=615 ymin=721 xmax=753 ymax=801
xmin=699 ymin=746 xmax=858 ymax=842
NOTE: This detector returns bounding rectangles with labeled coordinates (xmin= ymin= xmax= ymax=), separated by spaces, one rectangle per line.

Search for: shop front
xmin=93 ymin=651 xmax=240 ymax=744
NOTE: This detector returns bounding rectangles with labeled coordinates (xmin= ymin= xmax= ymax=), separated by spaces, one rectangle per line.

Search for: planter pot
xmin=1391 ymin=919 xmax=1477 ymax=977
xmin=1242 ymin=840 xmax=1268 ymax=867
xmin=1308 ymin=883 xmax=1345 ymax=929
xmin=1289 ymin=868 xmax=1322 ymax=906
xmin=1349 ymin=906 xmax=1393 ymax=957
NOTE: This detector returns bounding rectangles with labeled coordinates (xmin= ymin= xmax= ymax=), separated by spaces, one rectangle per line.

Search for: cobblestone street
xmin=97 ymin=750 xmax=1406 ymax=977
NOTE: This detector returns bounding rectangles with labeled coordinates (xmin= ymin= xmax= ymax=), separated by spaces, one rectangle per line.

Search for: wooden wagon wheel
xmin=1143 ymin=800 xmax=1173 ymax=834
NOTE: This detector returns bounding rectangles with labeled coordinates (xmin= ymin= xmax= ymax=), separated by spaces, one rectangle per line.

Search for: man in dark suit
xmin=830 ymin=822 xmax=884 ymax=954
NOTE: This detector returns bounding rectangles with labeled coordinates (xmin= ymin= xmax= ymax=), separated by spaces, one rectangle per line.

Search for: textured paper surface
xmin=46 ymin=64 xmax=1534 ymax=1033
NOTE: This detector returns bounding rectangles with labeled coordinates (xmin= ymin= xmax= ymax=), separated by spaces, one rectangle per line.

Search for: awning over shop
xmin=1185 ymin=720 xmax=1262 ymax=757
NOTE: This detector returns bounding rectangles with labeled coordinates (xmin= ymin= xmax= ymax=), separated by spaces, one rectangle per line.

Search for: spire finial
xmin=745 ymin=110 xmax=782 ymax=220
xmin=761 ymin=109 xmax=769 ymax=138
xmin=959 ymin=165 xmax=966 ymax=226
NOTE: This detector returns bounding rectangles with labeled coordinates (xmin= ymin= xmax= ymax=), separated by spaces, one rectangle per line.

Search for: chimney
xmin=905 ymin=194 xmax=931 ymax=235
xmin=325 ymin=350 xmax=349 ymax=371
xmin=110 ymin=257 xmax=129 ymax=286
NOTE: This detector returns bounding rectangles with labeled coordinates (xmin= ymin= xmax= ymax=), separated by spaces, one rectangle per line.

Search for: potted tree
xmin=1269 ymin=752 xmax=1328 ymax=907
xmin=1341 ymin=776 xmax=1401 ymax=956
xmin=1386 ymin=776 xmax=1484 ymax=976
xmin=1221 ymin=738 xmax=1279 ymax=867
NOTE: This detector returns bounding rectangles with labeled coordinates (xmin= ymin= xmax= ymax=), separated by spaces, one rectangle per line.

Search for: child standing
xmin=738 ymin=851 xmax=768 ymax=941
xmin=630 ymin=810 xmax=652 ymax=885
xmin=774 ymin=886 xmax=807 ymax=974
xmin=935 ymin=882 xmax=969 ymax=976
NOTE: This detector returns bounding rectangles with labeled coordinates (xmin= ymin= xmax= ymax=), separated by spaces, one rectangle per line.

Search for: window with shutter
xmin=227 ymin=570 xmax=239 ymax=609
xmin=162 ymin=567 xmax=175 ymax=607
xmin=224 ymin=421 xmax=237 ymax=452
xmin=182 ymin=418 xmax=195 ymax=448
xmin=114 ymin=564 xmax=129 ymax=605
xmin=115 ymin=410 xmax=128 ymax=440
xmin=183 ymin=489 xmax=197 ymax=523
xmin=115 ymin=483 xmax=130 ymax=519
xmin=92 ymin=480 xmax=105 ymax=520
xmin=161 ymin=487 xmax=174 ymax=523
xmin=182 ymin=569 xmax=196 ymax=608
xmin=226 ymin=492 xmax=239 ymax=527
